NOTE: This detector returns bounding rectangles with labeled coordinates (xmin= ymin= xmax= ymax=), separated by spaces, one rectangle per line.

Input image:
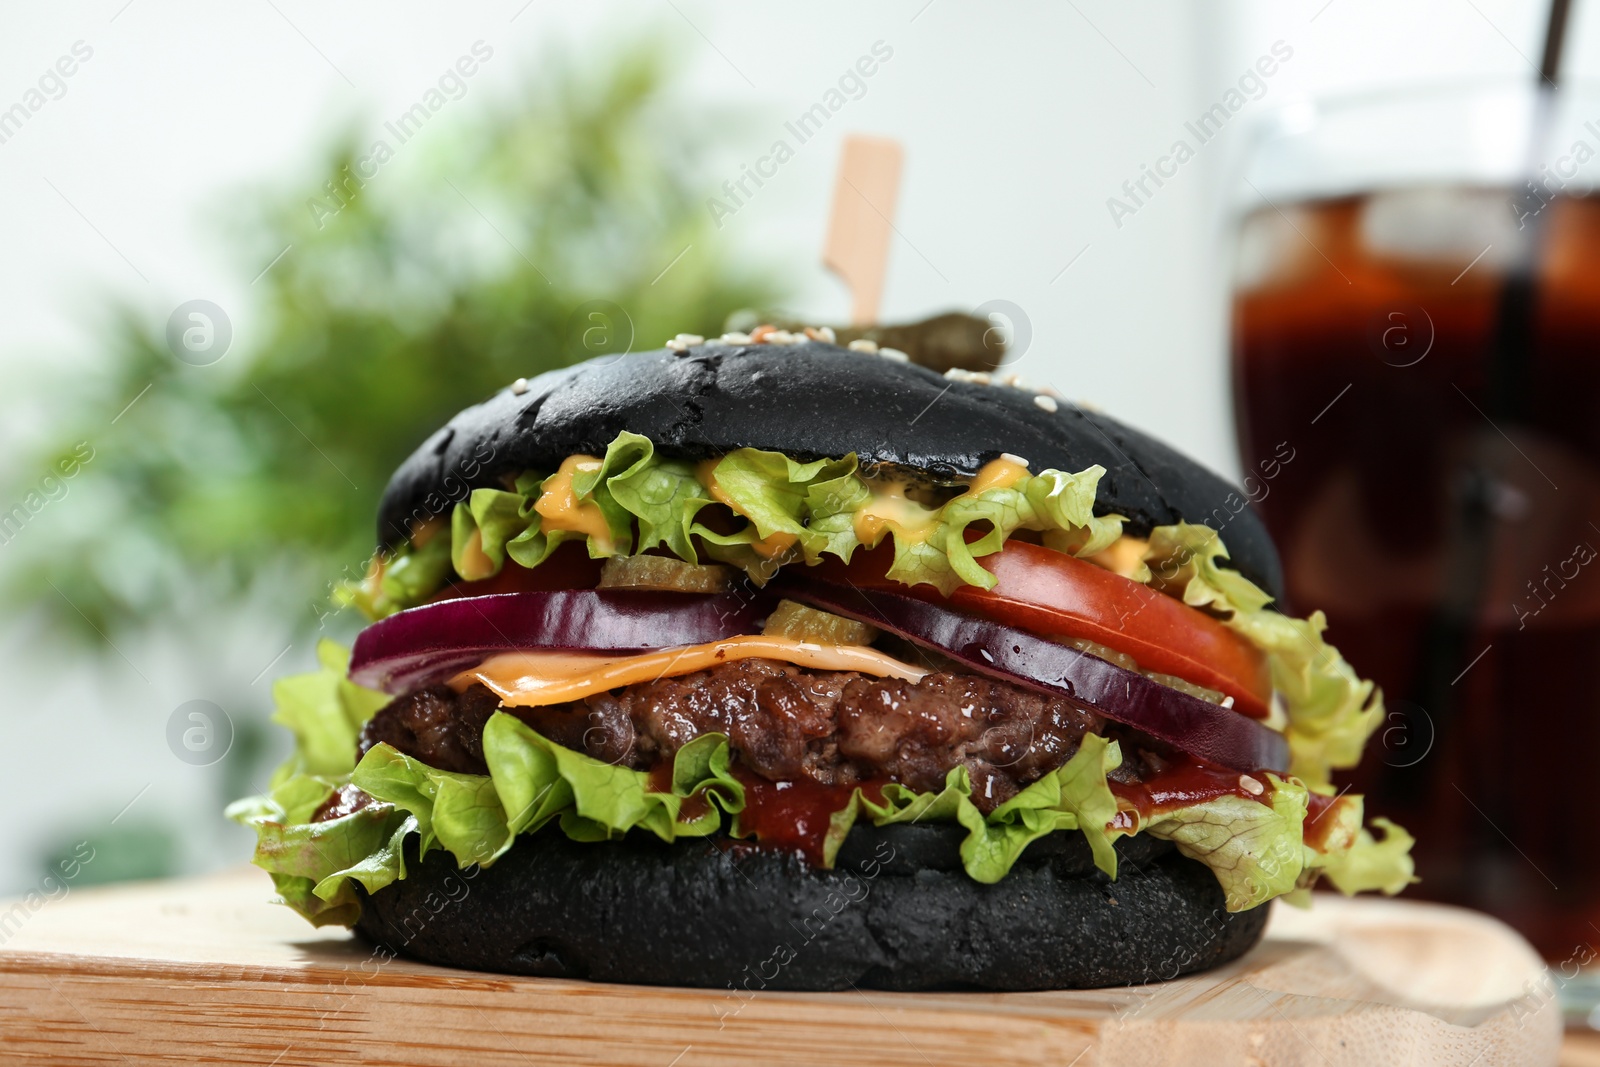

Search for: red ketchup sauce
xmin=727 ymin=768 xmax=887 ymax=867
xmin=645 ymin=753 xmax=1304 ymax=865
xmin=1302 ymin=790 xmax=1344 ymax=852
xmin=312 ymin=783 xmax=374 ymax=823
xmin=1108 ymin=759 xmax=1266 ymax=832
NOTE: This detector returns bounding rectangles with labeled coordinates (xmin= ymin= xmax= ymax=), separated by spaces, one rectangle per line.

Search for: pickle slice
xmin=598 ymin=555 xmax=736 ymax=593
xmin=763 ymin=598 xmax=880 ymax=646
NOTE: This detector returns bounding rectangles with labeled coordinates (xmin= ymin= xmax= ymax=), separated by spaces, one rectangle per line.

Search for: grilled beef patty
xmin=358 ymin=659 xmax=1182 ymax=814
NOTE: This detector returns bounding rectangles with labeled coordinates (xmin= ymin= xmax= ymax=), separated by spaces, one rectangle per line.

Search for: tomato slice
xmin=826 ymin=542 xmax=1273 ymax=719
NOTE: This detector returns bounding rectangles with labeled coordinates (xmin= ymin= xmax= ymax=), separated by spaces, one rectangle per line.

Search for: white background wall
xmin=0 ymin=0 xmax=1574 ymax=892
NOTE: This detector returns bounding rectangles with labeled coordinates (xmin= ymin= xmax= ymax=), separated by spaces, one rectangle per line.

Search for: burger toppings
xmin=338 ymin=429 xmax=1374 ymax=785
xmin=232 ymin=638 xmax=1413 ymax=926
xmin=234 ymin=422 xmax=1411 ymax=929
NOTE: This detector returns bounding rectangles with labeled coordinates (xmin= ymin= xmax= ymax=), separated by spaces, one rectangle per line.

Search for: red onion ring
xmin=349 ymin=589 xmax=772 ymax=693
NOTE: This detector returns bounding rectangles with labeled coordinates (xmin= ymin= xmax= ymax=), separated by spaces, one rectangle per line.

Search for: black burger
xmin=230 ymin=328 xmax=1414 ymax=991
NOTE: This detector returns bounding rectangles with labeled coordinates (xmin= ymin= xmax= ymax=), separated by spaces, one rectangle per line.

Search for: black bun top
xmin=378 ymin=341 xmax=1283 ymax=599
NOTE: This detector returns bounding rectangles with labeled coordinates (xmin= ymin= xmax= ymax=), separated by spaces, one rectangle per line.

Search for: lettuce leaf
xmin=691 ymin=449 xmax=870 ymax=577
xmin=351 ymin=744 xmax=512 ymax=866
xmin=705 ymin=450 xmax=861 ymax=558
xmin=881 ymin=466 xmax=1123 ymax=596
xmin=483 ymin=713 xmax=741 ymax=843
xmin=450 ymin=489 xmax=533 ymax=581
xmin=1316 ymin=816 xmax=1418 ymax=896
xmin=379 ymin=535 xmax=453 ymax=611
xmin=1120 ymin=776 xmax=1416 ymax=912
xmin=1135 ymin=774 xmax=1310 ymax=912
xmin=762 ymin=734 xmax=1124 ymax=886
xmin=225 ymin=773 xmax=414 ymax=928
xmin=602 ymin=433 xmax=709 ymax=562
xmin=445 ymin=431 xmax=715 ymax=579
xmin=956 ymin=732 xmax=1123 ymax=881
xmin=267 ymin=639 xmax=389 ymax=782
xmin=232 ymin=704 xmax=748 ymax=923
xmin=346 ymin=431 xmax=1123 ymax=613
xmin=1140 ymin=523 xmax=1383 ymax=787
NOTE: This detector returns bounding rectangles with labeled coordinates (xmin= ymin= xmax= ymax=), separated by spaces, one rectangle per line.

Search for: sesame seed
xmin=1239 ymin=775 xmax=1265 ymax=796
xmin=673 ymin=333 xmax=705 ymax=346
xmin=665 ymin=339 xmax=689 ymax=352
xmin=1000 ymin=453 xmax=1029 ymax=468
xmin=816 ymin=326 xmax=837 ymax=344
xmin=767 ymin=329 xmax=798 ymax=345
xmin=972 ymin=372 xmax=993 ymax=385
xmin=510 ymin=378 xmax=530 ymax=395
xmin=878 ymin=347 xmax=909 ymax=362
xmin=1033 ymin=394 xmax=1059 ymax=413
xmin=720 ymin=331 xmax=752 ymax=344
xmin=944 ymin=367 xmax=976 ymax=381
xmin=1220 ymin=695 xmax=1235 ymax=709
xmin=849 ymin=339 xmax=880 ymax=354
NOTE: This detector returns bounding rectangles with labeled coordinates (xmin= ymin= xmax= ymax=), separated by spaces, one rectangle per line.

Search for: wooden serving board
xmin=0 ymin=865 xmax=1559 ymax=1066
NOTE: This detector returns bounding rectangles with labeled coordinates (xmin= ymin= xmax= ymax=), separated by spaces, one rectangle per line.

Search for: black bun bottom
xmin=354 ymin=824 xmax=1270 ymax=991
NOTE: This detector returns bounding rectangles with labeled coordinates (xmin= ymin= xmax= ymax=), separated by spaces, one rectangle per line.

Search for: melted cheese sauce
xmin=696 ymin=458 xmax=732 ymax=507
xmin=534 ymin=455 xmax=614 ymax=553
xmin=454 ymin=635 xmax=928 ymax=706
xmin=853 ymin=457 xmax=1030 ymax=547
xmin=456 ymin=527 xmax=495 ymax=581
xmin=966 ymin=456 xmax=1030 ymax=496
xmin=1086 ymin=535 xmax=1151 ymax=580
xmin=852 ymin=479 xmax=941 ymax=546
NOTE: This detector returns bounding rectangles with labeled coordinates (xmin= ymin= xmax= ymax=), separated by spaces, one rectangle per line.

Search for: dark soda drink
xmin=1231 ymin=188 xmax=1600 ymax=956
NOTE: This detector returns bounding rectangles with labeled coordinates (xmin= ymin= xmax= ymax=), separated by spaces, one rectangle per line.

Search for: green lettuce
xmin=450 ymin=488 xmax=531 ymax=580
xmin=693 ymin=449 xmax=870 ymax=576
xmin=1135 ymin=774 xmax=1310 ymax=912
xmin=881 ymin=465 xmax=1123 ymax=595
xmin=267 ymin=639 xmax=390 ymax=782
xmin=1139 ymin=523 xmax=1383 ymax=787
xmin=1316 ymin=816 xmax=1417 ymax=896
xmin=382 ymin=536 xmax=453 ymax=609
xmin=347 ymin=431 xmax=1125 ymax=614
xmin=230 ymin=699 xmax=748 ymax=923
xmin=443 ymin=431 xmax=713 ymax=581
xmin=225 ymin=773 xmax=415 ymax=928
xmin=801 ymin=733 xmax=1124 ymax=882
xmin=955 ymin=732 xmax=1123 ymax=881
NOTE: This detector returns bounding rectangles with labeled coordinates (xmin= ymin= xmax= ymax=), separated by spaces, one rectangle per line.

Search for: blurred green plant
xmin=6 ymin=42 xmax=783 ymax=642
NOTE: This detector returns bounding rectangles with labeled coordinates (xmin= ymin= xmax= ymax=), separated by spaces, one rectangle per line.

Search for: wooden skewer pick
xmin=823 ymin=135 xmax=904 ymax=327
